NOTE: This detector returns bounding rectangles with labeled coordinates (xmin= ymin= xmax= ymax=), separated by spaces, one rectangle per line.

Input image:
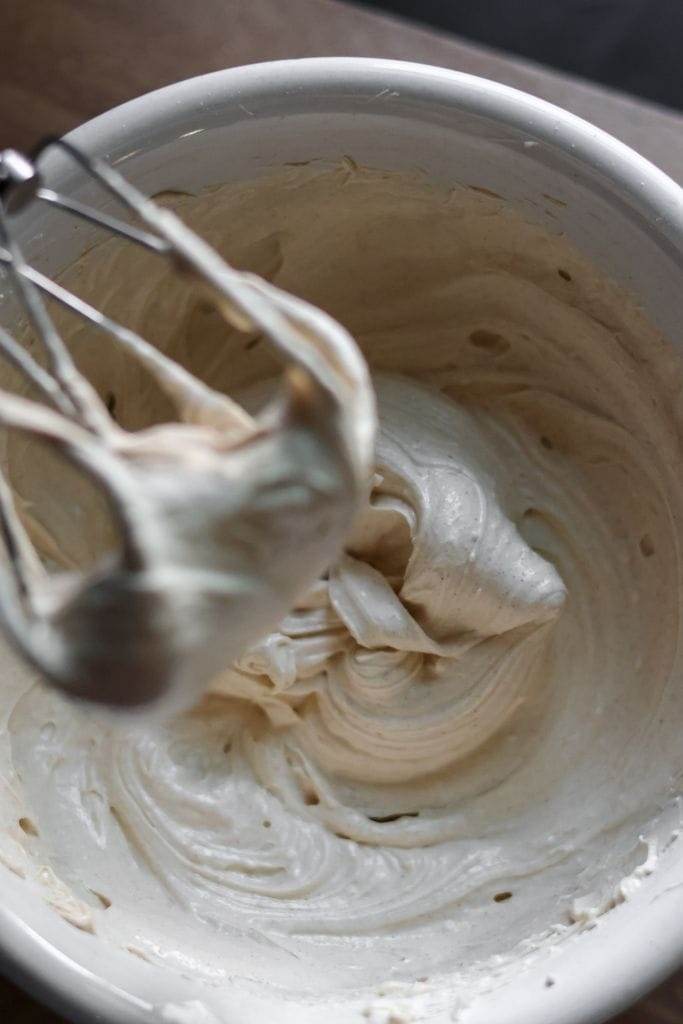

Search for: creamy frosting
xmin=1 ymin=164 xmax=683 ymax=1017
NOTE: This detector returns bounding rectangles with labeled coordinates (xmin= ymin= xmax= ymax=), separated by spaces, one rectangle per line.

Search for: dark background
xmin=362 ymin=0 xmax=683 ymax=110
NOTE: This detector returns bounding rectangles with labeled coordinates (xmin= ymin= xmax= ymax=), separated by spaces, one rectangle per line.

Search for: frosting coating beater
xmin=0 ymin=140 xmax=375 ymax=714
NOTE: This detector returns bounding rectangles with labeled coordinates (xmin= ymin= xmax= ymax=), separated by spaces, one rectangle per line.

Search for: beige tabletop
xmin=1 ymin=0 xmax=683 ymax=1020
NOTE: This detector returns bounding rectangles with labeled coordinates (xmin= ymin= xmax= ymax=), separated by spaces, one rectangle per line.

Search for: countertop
xmin=1 ymin=0 xmax=683 ymax=1020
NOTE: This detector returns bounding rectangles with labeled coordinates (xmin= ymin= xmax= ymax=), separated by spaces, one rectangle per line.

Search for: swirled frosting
xmin=2 ymin=164 xmax=683 ymax=1017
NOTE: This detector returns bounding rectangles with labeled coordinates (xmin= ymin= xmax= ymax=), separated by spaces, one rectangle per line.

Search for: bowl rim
xmin=2 ymin=55 xmax=683 ymax=1024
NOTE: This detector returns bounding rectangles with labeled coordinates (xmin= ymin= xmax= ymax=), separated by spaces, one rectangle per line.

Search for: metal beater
xmin=0 ymin=139 xmax=375 ymax=715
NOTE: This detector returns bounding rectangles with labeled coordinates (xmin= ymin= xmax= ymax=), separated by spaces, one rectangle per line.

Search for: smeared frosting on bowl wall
xmin=2 ymin=164 xmax=683 ymax=1015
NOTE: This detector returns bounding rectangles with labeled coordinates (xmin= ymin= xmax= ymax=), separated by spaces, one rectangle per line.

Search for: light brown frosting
xmin=1 ymin=165 xmax=683 ymax=1017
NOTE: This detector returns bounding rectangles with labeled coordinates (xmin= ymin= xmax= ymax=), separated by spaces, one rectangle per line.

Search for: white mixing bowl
xmin=2 ymin=57 xmax=683 ymax=1024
